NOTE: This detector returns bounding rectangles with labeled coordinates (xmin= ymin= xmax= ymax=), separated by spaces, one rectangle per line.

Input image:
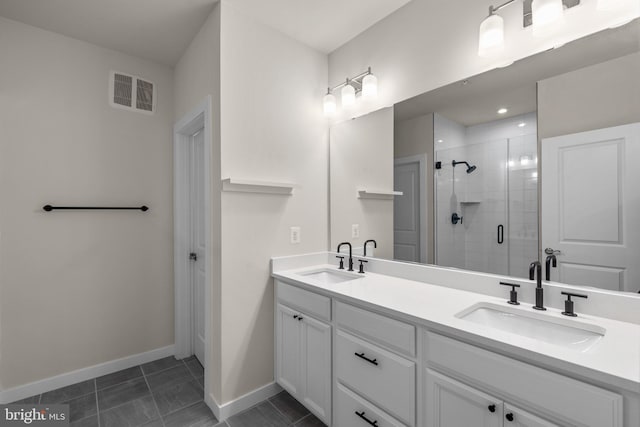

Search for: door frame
xmin=394 ymin=154 xmax=427 ymax=264
xmin=174 ymin=96 xmax=212 ymax=368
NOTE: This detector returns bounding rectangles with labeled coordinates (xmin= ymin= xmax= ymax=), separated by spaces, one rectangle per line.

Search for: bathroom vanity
xmin=272 ymin=252 xmax=640 ymax=427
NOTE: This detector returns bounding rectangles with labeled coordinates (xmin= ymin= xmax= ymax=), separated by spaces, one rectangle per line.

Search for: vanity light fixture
xmin=531 ymin=0 xmax=565 ymax=36
xmin=323 ymin=67 xmax=377 ymax=116
xmin=341 ymin=80 xmax=356 ymax=107
xmin=323 ymin=89 xmax=337 ymax=115
xmin=478 ymin=9 xmax=505 ymax=58
xmin=477 ymin=0 xmax=583 ymax=58
xmin=362 ymin=73 xmax=378 ymax=99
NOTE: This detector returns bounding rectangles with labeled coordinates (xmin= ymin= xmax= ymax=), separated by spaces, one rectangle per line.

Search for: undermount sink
xmin=298 ymin=268 xmax=362 ymax=285
xmin=456 ymin=303 xmax=605 ymax=352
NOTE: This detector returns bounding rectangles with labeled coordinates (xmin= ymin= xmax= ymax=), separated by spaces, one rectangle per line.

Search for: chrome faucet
xmin=364 ymin=239 xmax=377 ymax=257
xmin=545 ymin=254 xmax=557 ymax=281
xmin=529 ymin=261 xmax=546 ymax=311
xmin=337 ymin=242 xmax=354 ymax=272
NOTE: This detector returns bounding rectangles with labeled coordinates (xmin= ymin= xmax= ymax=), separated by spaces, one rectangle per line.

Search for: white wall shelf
xmin=222 ymin=178 xmax=294 ymax=195
xmin=357 ymin=190 xmax=403 ymax=200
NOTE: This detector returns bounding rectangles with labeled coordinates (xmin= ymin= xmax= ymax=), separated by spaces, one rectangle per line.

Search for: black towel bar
xmin=43 ymin=205 xmax=148 ymax=212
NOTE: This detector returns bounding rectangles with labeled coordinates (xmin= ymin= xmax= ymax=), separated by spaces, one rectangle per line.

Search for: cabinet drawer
xmin=336 ymin=330 xmax=415 ymax=426
xmin=425 ymin=332 xmax=623 ymax=427
xmin=276 ymin=280 xmax=330 ymax=321
xmin=336 ymin=383 xmax=407 ymax=427
xmin=335 ymin=301 xmax=415 ymax=357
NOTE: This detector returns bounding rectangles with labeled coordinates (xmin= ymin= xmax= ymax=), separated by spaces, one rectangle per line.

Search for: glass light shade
xmin=323 ymin=93 xmax=336 ymax=115
xmin=341 ymin=84 xmax=356 ymax=106
xmin=478 ymin=14 xmax=505 ymax=57
xmin=532 ymin=0 xmax=564 ymax=36
xmin=362 ymin=74 xmax=378 ymax=99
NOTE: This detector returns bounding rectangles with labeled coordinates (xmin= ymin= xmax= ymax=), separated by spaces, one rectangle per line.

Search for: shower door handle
xmin=497 ymin=225 xmax=504 ymax=244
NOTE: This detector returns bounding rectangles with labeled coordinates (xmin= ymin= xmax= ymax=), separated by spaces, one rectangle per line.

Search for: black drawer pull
xmin=497 ymin=224 xmax=504 ymax=244
xmin=355 ymin=410 xmax=378 ymax=426
xmin=488 ymin=404 xmax=496 ymax=413
xmin=354 ymin=352 xmax=378 ymax=366
xmin=506 ymin=413 xmax=514 ymax=422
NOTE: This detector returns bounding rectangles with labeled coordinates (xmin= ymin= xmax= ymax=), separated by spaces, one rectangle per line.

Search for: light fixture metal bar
xmin=328 ymin=67 xmax=372 ymax=94
xmin=490 ymin=0 xmax=518 ymax=15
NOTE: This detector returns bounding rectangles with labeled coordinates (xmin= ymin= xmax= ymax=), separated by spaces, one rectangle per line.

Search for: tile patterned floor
xmin=11 ymin=356 xmax=325 ymax=426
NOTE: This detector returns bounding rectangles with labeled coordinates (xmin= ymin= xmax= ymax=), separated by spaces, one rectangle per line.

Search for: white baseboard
xmin=0 ymin=345 xmax=175 ymax=404
xmin=205 ymin=382 xmax=283 ymax=421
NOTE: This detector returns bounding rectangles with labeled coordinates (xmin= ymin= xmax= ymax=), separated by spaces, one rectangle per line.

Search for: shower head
xmin=452 ymin=160 xmax=477 ymax=174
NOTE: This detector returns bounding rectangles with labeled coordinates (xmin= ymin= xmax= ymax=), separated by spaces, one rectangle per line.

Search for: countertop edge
xmin=272 ymin=270 xmax=640 ymax=395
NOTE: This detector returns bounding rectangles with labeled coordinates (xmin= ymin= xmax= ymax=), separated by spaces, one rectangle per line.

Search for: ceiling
xmin=225 ymin=0 xmax=411 ymax=53
xmin=0 ymin=0 xmax=412 ymax=65
xmin=395 ymin=20 xmax=640 ymax=126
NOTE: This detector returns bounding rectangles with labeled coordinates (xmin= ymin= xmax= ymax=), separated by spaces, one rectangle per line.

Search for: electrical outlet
xmin=352 ymin=224 xmax=360 ymax=238
xmin=290 ymin=226 xmax=301 ymax=244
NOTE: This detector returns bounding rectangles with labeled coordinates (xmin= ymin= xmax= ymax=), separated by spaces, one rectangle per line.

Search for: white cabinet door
xmin=504 ymin=404 xmax=560 ymax=427
xmin=300 ymin=315 xmax=332 ymax=424
xmin=276 ymin=304 xmax=301 ymax=396
xmin=425 ymin=369 xmax=502 ymax=427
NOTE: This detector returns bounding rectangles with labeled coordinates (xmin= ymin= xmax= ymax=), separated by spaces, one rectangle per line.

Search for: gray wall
xmin=0 ymin=16 xmax=174 ymax=390
xmin=538 ymin=52 xmax=640 ymax=140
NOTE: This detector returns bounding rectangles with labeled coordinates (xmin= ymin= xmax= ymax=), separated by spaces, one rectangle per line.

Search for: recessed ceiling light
xmin=497 ymin=108 xmax=508 ymax=114
xmin=437 ymin=139 xmax=444 ymax=143
xmin=518 ymin=122 xmax=526 ymax=127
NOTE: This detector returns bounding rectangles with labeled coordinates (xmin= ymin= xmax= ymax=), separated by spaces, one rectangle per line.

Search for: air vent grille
xmin=113 ymin=73 xmax=133 ymax=107
xmin=136 ymin=79 xmax=154 ymax=111
xmin=109 ymin=71 xmax=155 ymax=114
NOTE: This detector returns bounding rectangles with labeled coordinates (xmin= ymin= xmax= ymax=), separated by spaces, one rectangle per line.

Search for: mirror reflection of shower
xmin=452 ymin=160 xmax=477 ymax=174
xmin=435 ymin=112 xmax=539 ymax=279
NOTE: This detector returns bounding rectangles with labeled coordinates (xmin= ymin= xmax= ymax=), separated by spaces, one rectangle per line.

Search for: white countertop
xmin=273 ymin=263 xmax=640 ymax=394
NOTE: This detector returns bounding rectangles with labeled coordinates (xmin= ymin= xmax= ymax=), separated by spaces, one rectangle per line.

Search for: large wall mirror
xmin=330 ymin=19 xmax=640 ymax=294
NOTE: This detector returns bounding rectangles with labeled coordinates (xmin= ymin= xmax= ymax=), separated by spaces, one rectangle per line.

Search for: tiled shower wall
xmin=434 ymin=113 xmax=538 ymax=279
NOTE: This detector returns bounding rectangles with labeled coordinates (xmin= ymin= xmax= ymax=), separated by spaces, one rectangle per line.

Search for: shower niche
xmin=434 ymin=112 xmax=538 ymax=279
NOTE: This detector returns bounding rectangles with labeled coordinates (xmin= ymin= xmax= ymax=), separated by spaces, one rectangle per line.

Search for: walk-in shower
xmin=435 ymin=112 xmax=539 ymax=280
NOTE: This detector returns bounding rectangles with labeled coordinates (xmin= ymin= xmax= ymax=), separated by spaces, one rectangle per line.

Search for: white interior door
xmin=190 ymin=128 xmax=206 ymax=363
xmin=394 ymin=160 xmax=421 ymax=262
xmin=542 ymin=123 xmax=640 ymax=292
